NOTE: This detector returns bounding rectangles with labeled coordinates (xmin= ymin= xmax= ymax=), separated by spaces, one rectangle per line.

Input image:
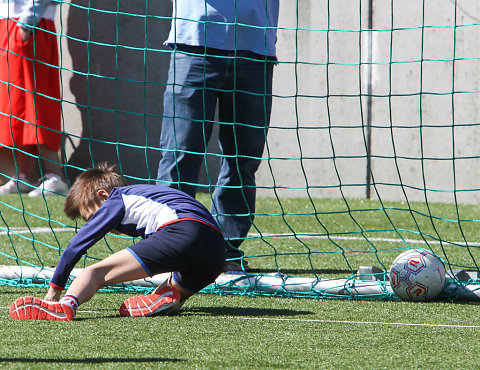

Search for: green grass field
xmin=1 ymin=289 xmax=480 ymax=368
xmin=1 ymin=194 xmax=480 ymax=367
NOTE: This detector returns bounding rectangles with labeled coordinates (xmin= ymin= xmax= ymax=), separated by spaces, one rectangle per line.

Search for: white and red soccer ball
xmin=389 ymin=249 xmax=446 ymax=301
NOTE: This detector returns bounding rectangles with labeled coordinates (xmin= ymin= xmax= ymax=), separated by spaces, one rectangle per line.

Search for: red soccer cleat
xmin=119 ymin=286 xmax=181 ymax=317
xmin=9 ymin=296 xmax=75 ymax=321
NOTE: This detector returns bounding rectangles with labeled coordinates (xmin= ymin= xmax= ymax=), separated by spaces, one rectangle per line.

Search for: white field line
xmin=0 ymin=227 xmax=72 ymax=235
xmin=0 ymin=305 xmax=477 ymax=328
xmin=1 ymin=227 xmax=477 ymax=248
xmin=0 ymin=306 xmax=99 ymax=314
xmin=222 ymin=316 xmax=480 ymax=329
xmin=249 ymin=232 xmax=476 ymax=247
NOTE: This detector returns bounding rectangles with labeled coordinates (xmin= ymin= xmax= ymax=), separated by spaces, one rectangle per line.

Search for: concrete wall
xmin=257 ymin=0 xmax=480 ymax=204
xmin=55 ymin=0 xmax=480 ymax=204
xmin=58 ymin=1 xmax=172 ymax=181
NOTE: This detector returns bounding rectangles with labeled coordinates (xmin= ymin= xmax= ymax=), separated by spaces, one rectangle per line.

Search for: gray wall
xmin=257 ymin=0 xmax=480 ymax=204
xmin=58 ymin=0 xmax=480 ymax=204
xmin=59 ymin=1 xmax=172 ymax=182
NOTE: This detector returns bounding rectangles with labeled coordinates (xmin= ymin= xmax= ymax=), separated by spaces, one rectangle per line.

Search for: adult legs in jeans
xmin=157 ymin=52 xmax=219 ymax=196
xmin=213 ymin=56 xmax=273 ymax=259
xmin=157 ymin=50 xmax=274 ymax=261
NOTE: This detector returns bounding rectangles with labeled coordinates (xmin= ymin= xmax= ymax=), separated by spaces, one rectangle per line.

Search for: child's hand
xmin=18 ymin=28 xmax=32 ymax=42
xmin=44 ymin=287 xmax=62 ymax=302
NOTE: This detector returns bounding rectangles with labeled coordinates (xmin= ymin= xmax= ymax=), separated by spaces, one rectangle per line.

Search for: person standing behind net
xmin=157 ymin=0 xmax=279 ymax=271
xmin=0 ymin=0 xmax=68 ymax=197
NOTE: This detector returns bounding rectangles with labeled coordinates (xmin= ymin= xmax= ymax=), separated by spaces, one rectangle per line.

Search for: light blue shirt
xmin=166 ymin=0 xmax=279 ymax=57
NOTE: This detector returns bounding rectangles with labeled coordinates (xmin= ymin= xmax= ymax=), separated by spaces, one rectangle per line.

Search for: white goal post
xmin=0 ymin=265 xmax=478 ymax=301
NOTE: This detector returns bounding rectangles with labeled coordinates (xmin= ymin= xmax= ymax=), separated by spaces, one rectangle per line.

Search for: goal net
xmin=0 ymin=1 xmax=480 ymax=301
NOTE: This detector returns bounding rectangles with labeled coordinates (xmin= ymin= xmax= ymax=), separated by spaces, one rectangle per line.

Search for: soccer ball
xmin=389 ymin=249 xmax=446 ymax=301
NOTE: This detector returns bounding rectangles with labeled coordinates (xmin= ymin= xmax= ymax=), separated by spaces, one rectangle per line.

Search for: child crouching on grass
xmin=9 ymin=163 xmax=226 ymax=321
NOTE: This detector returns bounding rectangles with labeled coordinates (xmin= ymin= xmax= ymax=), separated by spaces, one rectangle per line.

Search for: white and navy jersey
xmin=50 ymin=185 xmax=221 ymax=289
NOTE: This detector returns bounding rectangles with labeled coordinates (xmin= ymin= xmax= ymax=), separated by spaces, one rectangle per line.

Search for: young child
xmin=0 ymin=0 xmax=68 ymax=196
xmin=9 ymin=163 xmax=226 ymax=321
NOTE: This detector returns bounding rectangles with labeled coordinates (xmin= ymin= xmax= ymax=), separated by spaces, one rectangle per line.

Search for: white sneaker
xmin=0 ymin=178 xmax=33 ymax=195
xmin=28 ymin=174 xmax=68 ymax=197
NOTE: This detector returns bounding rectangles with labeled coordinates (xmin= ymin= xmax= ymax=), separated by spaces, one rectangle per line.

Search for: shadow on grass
xmin=183 ymin=306 xmax=313 ymax=317
xmin=0 ymin=357 xmax=184 ymax=364
xmin=75 ymin=305 xmax=313 ymax=321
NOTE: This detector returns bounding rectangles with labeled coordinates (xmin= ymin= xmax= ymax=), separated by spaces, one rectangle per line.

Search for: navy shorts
xmin=127 ymin=220 xmax=226 ymax=292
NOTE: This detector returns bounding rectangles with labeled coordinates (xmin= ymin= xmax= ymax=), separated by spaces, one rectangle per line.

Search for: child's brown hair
xmin=64 ymin=162 xmax=128 ymax=220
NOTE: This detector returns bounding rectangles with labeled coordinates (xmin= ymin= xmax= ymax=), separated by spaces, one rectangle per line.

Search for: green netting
xmin=1 ymin=1 xmax=480 ymax=301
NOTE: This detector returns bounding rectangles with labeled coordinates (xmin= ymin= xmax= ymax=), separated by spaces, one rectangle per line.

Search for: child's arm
xmin=19 ymin=0 xmax=54 ymax=30
xmin=49 ymin=200 xmax=125 ymax=293
xmin=17 ymin=0 xmax=55 ymax=41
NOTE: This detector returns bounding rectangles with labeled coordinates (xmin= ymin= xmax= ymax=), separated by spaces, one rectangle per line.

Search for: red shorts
xmin=0 ymin=18 xmax=61 ymax=151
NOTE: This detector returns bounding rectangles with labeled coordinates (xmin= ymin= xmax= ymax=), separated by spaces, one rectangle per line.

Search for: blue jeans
xmin=157 ymin=45 xmax=274 ymax=259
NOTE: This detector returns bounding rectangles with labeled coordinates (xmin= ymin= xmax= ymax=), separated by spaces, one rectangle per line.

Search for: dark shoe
xmin=223 ymin=260 xmax=252 ymax=273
